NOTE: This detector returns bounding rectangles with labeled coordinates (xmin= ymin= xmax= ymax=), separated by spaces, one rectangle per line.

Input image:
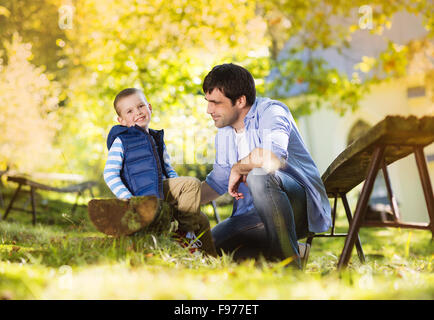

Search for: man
xmin=200 ymin=63 xmax=331 ymax=268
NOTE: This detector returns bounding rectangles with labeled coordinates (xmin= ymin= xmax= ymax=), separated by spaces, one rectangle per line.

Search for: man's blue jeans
xmin=211 ymin=168 xmax=308 ymax=268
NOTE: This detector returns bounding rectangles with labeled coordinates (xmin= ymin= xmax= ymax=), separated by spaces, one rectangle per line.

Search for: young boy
xmin=102 ymin=88 xmax=216 ymax=256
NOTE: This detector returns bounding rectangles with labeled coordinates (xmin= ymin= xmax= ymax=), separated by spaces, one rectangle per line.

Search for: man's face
xmin=117 ymin=92 xmax=152 ymax=130
xmin=205 ymin=88 xmax=241 ymax=128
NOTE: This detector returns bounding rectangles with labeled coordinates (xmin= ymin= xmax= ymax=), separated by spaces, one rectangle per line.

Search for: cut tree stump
xmin=88 ymin=196 xmax=173 ymax=236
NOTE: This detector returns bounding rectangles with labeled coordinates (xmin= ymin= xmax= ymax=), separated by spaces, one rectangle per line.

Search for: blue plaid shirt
xmin=205 ymin=97 xmax=331 ymax=233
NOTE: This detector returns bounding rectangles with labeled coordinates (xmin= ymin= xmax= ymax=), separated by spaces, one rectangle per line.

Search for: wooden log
xmin=88 ymin=196 xmax=173 ymax=236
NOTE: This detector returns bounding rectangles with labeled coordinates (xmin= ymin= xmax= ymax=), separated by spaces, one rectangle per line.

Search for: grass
xmin=0 ymin=188 xmax=433 ymax=300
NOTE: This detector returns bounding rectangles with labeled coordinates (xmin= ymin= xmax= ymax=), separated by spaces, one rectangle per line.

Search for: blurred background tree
xmin=259 ymin=0 xmax=433 ymax=116
xmin=0 ymin=33 xmax=61 ymax=172
xmin=56 ymin=0 xmax=271 ymax=185
xmin=0 ymin=0 xmax=432 ymax=191
xmin=0 ymin=0 xmax=65 ymax=74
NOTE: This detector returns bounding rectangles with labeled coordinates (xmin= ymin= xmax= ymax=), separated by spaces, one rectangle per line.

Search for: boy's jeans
xmin=212 ymin=168 xmax=308 ymax=268
xmin=163 ymin=177 xmax=217 ymax=256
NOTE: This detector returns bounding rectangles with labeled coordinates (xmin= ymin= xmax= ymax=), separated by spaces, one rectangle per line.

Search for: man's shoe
xmin=298 ymin=242 xmax=311 ymax=269
xmin=88 ymin=196 xmax=159 ymax=236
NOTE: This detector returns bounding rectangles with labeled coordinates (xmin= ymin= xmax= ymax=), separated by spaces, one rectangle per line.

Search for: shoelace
xmin=172 ymin=230 xmax=202 ymax=253
xmin=185 ymin=231 xmax=202 ymax=248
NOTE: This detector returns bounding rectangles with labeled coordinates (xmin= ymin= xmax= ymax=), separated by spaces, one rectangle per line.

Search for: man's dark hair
xmin=113 ymin=88 xmax=144 ymax=115
xmin=202 ymin=63 xmax=256 ymax=106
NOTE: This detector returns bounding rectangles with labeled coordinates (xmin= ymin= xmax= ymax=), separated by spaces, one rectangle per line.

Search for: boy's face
xmin=116 ymin=92 xmax=152 ymax=130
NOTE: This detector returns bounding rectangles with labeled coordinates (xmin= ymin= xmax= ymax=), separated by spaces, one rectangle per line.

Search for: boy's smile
xmin=116 ymin=92 xmax=152 ymax=131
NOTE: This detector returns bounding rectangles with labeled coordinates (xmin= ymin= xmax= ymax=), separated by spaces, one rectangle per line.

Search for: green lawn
xmin=0 ymin=190 xmax=433 ymax=300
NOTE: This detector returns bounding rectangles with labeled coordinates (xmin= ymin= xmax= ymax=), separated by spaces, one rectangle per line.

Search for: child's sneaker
xmin=88 ymin=196 xmax=159 ymax=236
xmin=172 ymin=230 xmax=202 ymax=254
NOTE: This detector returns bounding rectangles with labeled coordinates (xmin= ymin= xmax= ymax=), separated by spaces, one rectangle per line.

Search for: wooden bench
xmin=0 ymin=169 xmax=8 ymax=208
xmin=2 ymin=175 xmax=97 ymax=225
xmin=305 ymin=115 xmax=434 ymax=269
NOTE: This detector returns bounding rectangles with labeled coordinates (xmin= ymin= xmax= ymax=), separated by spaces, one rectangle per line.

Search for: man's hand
xmin=228 ymin=148 xmax=283 ymax=200
xmin=228 ymin=164 xmax=247 ymax=200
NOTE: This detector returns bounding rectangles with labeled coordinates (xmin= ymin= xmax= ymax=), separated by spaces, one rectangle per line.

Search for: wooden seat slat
xmin=321 ymin=115 xmax=434 ymax=195
xmin=7 ymin=176 xmax=97 ymax=193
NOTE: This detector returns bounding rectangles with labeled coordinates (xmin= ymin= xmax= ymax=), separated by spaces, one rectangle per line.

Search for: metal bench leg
xmin=0 ymin=175 xmax=5 ymax=209
xmin=340 ymin=193 xmax=365 ymax=263
xmin=3 ymin=184 xmax=22 ymax=221
xmin=414 ymin=147 xmax=434 ymax=238
xmin=0 ymin=187 xmax=4 ymax=209
xmin=330 ymin=195 xmax=338 ymax=235
xmin=89 ymin=187 xmax=95 ymax=199
xmin=71 ymin=191 xmax=82 ymax=214
xmin=30 ymin=186 xmax=37 ymax=225
xmin=338 ymin=146 xmax=384 ymax=270
xmin=211 ymin=200 xmax=221 ymax=223
xmin=382 ymin=163 xmax=401 ymax=222
xmin=306 ymin=235 xmax=314 ymax=248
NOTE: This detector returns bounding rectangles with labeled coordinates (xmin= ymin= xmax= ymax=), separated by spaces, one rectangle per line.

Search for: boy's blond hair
xmin=113 ymin=88 xmax=148 ymax=116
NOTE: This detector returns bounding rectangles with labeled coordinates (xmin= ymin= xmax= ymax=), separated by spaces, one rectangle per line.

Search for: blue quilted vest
xmin=106 ymin=125 xmax=169 ymax=199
